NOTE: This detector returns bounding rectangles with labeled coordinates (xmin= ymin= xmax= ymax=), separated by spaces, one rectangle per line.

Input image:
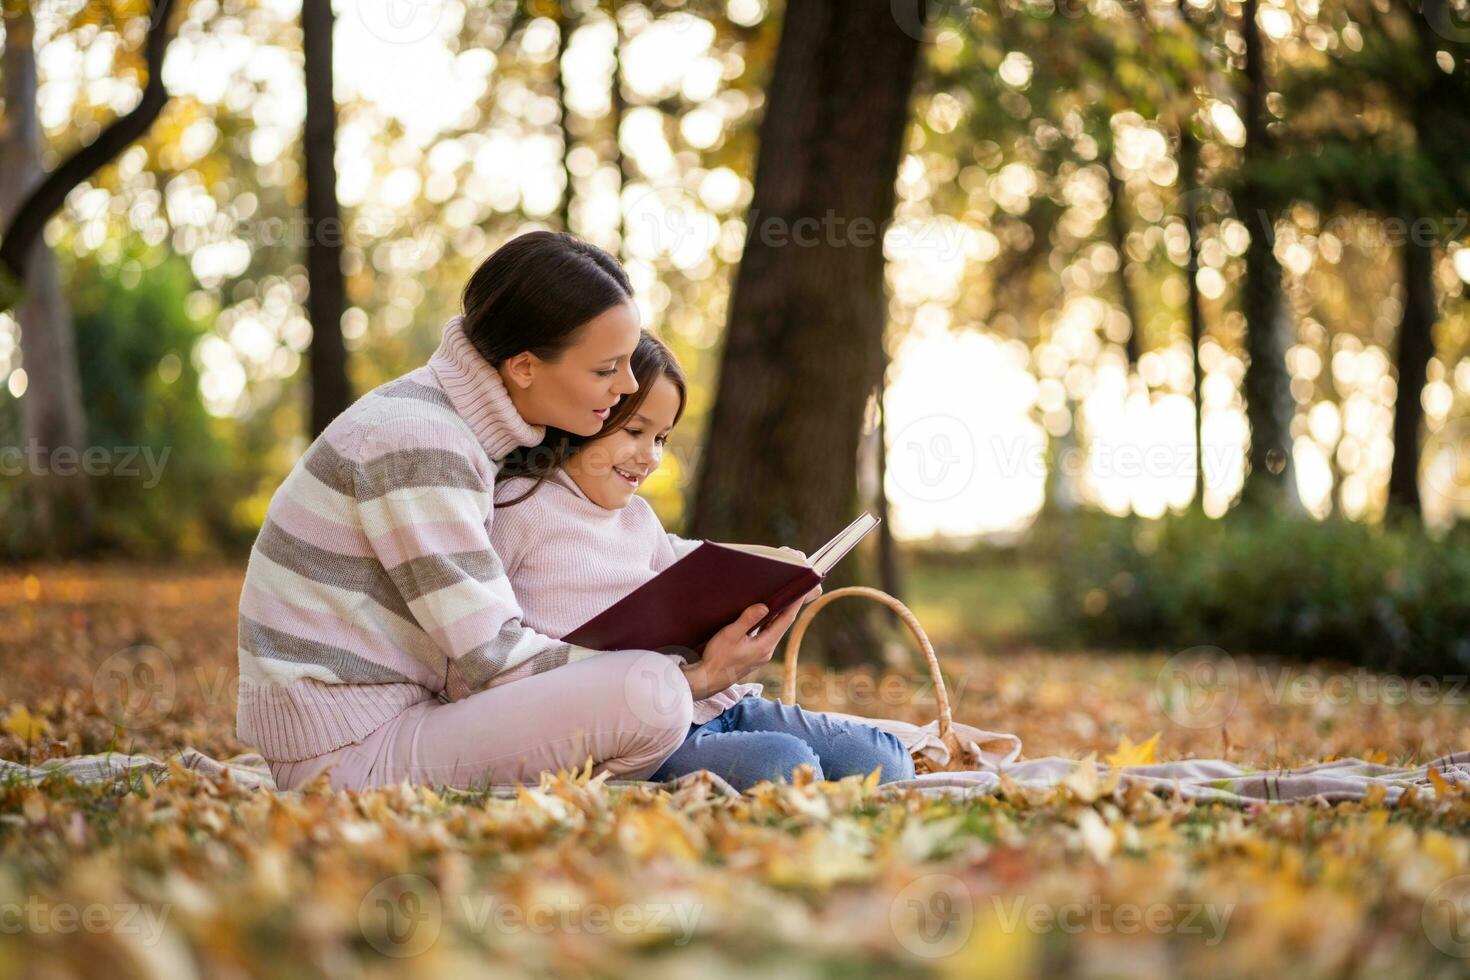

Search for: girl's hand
xmin=680 ymin=586 xmax=822 ymax=699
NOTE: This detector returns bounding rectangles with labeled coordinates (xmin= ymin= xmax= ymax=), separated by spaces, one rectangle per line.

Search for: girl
xmin=242 ymin=232 xmax=814 ymax=792
xmin=490 ymin=332 xmax=915 ymax=791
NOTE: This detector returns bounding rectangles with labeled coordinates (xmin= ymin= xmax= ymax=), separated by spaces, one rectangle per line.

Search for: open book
xmin=562 ymin=512 xmax=880 ymax=656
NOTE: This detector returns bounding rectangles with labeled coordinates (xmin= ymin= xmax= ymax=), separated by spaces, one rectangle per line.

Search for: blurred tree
xmin=0 ymin=0 xmax=93 ymax=552
xmin=553 ymin=0 xmax=578 ymax=233
xmin=301 ymin=0 xmax=349 ymax=436
xmin=65 ymin=244 xmax=241 ymax=557
xmin=690 ymin=0 xmax=924 ymax=665
xmin=1269 ymin=0 xmax=1470 ymax=520
xmin=1 ymin=0 xmax=186 ymax=552
xmin=1236 ymin=0 xmax=1301 ymax=511
xmin=0 ymin=0 xmax=176 ymax=313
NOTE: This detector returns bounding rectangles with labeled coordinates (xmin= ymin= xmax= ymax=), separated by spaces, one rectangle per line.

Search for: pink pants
xmin=267 ymin=650 xmax=695 ymax=792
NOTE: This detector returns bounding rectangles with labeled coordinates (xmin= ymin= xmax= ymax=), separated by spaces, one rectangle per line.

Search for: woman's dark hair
xmin=460 ymin=230 xmax=633 ymax=367
xmin=463 ymin=231 xmax=634 ymax=503
xmin=497 ymin=330 xmax=688 ymax=507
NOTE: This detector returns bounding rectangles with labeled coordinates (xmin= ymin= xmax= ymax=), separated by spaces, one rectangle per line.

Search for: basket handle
xmin=779 ymin=586 xmax=953 ymax=743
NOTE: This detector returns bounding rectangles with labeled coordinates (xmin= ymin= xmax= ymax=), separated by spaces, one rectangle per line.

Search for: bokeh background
xmin=2 ymin=0 xmax=1469 ymax=674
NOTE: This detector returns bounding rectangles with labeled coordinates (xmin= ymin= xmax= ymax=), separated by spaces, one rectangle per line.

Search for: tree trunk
xmin=302 ymin=0 xmax=350 ymax=437
xmin=1386 ymin=8 xmax=1459 ymax=521
xmin=1387 ymin=226 xmax=1436 ymax=517
xmin=874 ymin=377 xmax=902 ymax=600
xmin=610 ymin=1 xmax=628 ymax=256
xmin=1237 ymin=0 xmax=1299 ymax=511
xmin=1178 ymin=126 xmax=1208 ymax=513
xmin=1106 ymin=154 xmax=1143 ymax=367
xmin=555 ymin=4 xmax=577 ymax=233
xmin=689 ymin=0 xmax=922 ymax=666
xmin=0 ymin=4 xmax=93 ymax=554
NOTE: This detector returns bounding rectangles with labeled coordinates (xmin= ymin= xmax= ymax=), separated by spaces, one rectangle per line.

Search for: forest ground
xmin=3 ymin=565 xmax=1470 ymax=978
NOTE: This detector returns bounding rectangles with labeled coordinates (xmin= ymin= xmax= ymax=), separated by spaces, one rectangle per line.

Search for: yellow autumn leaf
xmin=2 ymin=706 xmax=48 ymax=742
xmin=1061 ymin=755 xmax=1100 ymax=803
xmin=1105 ymin=732 xmax=1161 ymax=767
xmin=1427 ymin=765 xmax=1459 ymax=798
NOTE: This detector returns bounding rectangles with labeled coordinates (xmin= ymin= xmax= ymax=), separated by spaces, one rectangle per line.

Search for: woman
xmin=238 ymin=232 xmax=814 ymax=791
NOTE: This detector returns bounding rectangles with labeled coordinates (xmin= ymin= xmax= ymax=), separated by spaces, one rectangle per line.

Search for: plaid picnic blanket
xmin=4 ymin=714 xmax=1465 ymax=805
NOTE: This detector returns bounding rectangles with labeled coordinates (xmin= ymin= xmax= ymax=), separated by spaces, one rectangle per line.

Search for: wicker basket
xmin=779 ymin=586 xmax=974 ymax=774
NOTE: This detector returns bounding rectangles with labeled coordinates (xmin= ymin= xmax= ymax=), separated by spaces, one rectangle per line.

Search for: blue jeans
xmin=649 ymin=696 xmax=915 ymax=791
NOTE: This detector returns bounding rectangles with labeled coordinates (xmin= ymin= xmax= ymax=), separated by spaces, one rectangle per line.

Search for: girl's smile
xmin=567 ymin=374 xmax=681 ymax=510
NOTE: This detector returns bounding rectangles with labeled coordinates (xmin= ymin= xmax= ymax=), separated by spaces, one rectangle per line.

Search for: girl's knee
xmin=828 ymin=729 xmax=914 ymax=783
xmin=730 ymin=732 xmax=823 ymax=788
xmin=764 ymin=732 xmax=822 ymax=776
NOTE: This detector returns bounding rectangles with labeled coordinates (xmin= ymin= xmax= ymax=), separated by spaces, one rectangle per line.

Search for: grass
xmin=4 ymin=564 xmax=1470 ymax=978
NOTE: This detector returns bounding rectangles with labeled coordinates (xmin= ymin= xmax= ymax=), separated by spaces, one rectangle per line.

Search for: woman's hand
xmin=680 ymin=586 xmax=822 ymax=700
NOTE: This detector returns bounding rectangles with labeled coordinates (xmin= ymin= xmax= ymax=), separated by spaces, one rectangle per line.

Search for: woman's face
xmin=566 ymin=375 xmax=681 ymax=510
xmin=499 ymin=301 xmax=642 ymax=436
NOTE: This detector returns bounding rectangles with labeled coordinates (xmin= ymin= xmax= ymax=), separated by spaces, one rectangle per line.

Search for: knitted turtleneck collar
xmin=426 ymin=316 xmax=546 ymax=460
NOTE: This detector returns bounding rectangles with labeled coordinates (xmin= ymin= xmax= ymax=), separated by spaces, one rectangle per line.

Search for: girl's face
xmin=566 ymin=375 xmax=681 ymax=510
xmin=497 ymin=301 xmax=642 ymax=437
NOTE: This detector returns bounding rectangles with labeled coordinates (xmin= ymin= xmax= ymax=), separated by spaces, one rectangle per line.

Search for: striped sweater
xmin=236 ymin=315 xmax=633 ymax=762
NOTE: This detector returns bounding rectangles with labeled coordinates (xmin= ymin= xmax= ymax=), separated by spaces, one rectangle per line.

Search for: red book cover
xmin=562 ymin=513 xmax=878 ymax=657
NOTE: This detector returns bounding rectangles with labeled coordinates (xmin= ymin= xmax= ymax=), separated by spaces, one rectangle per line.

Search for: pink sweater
xmin=489 ymin=469 xmax=763 ymax=724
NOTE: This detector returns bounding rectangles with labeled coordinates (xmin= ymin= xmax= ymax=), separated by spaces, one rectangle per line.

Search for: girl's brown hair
xmin=496 ymin=331 xmax=687 ymax=506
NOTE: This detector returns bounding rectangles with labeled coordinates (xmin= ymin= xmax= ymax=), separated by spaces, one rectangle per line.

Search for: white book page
xmin=810 ymin=512 xmax=878 ymax=575
xmin=707 ymin=512 xmax=879 ymax=574
xmin=713 ymin=542 xmax=807 ymax=564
